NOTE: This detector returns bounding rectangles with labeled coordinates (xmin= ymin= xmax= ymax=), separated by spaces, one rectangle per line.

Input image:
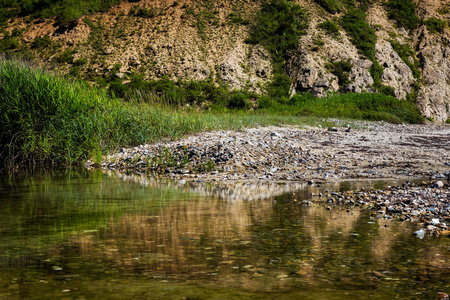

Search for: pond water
xmin=0 ymin=170 xmax=448 ymax=300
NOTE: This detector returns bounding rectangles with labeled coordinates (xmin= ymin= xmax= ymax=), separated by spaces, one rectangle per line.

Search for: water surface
xmin=0 ymin=170 xmax=448 ymax=299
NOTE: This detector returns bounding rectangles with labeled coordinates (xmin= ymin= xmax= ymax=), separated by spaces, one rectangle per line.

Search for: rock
xmin=432 ymin=218 xmax=440 ymax=225
xmin=115 ymin=72 xmax=125 ymax=79
xmin=345 ymin=59 xmax=374 ymax=93
xmin=327 ymin=127 xmax=338 ymax=132
xmin=104 ymin=47 xmax=115 ymax=55
xmin=289 ymin=50 xmax=339 ymax=97
xmin=414 ymin=228 xmax=425 ymax=239
xmin=375 ymin=40 xmax=415 ymax=100
xmin=426 ymin=225 xmax=437 ymax=231
xmin=270 ymin=132 xmax=283 ymax=138
xmin=433 ymin=181 xmax=445 ymax=188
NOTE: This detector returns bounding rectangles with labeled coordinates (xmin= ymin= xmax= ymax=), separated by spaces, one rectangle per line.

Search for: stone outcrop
xmin=375 ymin=40 xmax=415 ymax=100
xmin=346 ymin=59 xmax=375 ymax=93
xmin=416 ymin=27 xmax=450 ymax=122
xmin=289 ymin=50 xmax=339 ymax=97
xmin=219 ymin=45 xmax=271 ymax=91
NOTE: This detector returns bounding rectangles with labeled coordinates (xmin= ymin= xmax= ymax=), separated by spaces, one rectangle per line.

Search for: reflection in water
xmin=0 ymin=170 xmax=448 ymax=299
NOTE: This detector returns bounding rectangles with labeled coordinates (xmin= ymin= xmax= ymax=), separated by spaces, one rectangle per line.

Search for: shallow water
xmin=0 ymin=170 xmax=448 ymax=299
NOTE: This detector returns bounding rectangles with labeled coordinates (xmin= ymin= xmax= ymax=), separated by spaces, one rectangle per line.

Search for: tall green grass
xmin=0 ymin=59 xmax=424 ymax=170
xmin=259 ymin=92 xmax=424 ymax=124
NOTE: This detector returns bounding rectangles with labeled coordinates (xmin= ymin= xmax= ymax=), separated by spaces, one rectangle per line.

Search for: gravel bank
xmin=95 ymin=121 xmax=450 ymax=183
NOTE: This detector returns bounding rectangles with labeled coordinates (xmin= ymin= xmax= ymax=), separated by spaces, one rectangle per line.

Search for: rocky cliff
xmin=2 ymin=0 xmax=450 ymax=122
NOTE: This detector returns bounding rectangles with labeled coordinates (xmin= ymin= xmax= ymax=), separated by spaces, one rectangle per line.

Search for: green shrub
xmin=326 ymin=60 xmax=352 ymax=86
xmin=293 ymin=92 xmax=424 ymax=124
xmin=73 ymin=58 xmax=88 ymax=66
xmin=247 ymin=0 xmax=308 ymax=61
xmin=424 ymin=17 xmax=448 ymax=33
xmin=340 ymin=9 xmax=377 ymax=61
xmin=31 ymin=35 xmax=52 ymax=49
xmin=0 ymin=29 xmax=21 ymax=52
xmin=288 ymin=92 xmax=315 ymax=106
xmin=2 ymin=0 xmax=123 ymax=25
xmin=340 ymin=8 xmax=389 ymax=91
xmin=228 ymin=93 xmax=251 ymax=109
xmin=314 ymin=0 xmax=343 ymax=14
xmin=385 ymin=0 xmax=420 ymax=31
xmin=247 ymin=0 xmax=308 ymax=99
xmin=109 ymin=78 xmax=129 ymax=98
xmin=227 ymin=12 xmax=249 ymax=25
xmin=54 ymin=49 xmax=75 ymax=64
xmin=132 ymin=7 xmax=157 ymax=18
xmin=318 ymin=19 xmax=340 ymax=38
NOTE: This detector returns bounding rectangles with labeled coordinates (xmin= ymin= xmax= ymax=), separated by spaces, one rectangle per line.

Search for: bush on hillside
xmin=385 ymin=0 xmax=420 ymax=31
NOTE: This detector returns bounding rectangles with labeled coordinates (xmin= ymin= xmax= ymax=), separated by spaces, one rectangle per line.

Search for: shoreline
xmin=92 ymin=121 xmax=450 ymax=237
xmin=95 ymin=121 xmax=450 ymax=184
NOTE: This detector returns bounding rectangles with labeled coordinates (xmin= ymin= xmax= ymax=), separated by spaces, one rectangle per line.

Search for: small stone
xmin=115 ymin=72 xmax=125 ymax=79
xmin=433 ymin=181 xmax=444 ymax=188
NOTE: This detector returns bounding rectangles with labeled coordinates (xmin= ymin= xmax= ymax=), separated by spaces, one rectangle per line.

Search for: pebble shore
xmin=91 ymin=121 xmax=450 ymax=236
xmin=97 ymin=121 xmax=450 ymax=183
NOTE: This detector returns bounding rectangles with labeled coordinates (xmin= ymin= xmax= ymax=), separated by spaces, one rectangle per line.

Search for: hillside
xmin=1 ymin=0 xmax=450 ymax=122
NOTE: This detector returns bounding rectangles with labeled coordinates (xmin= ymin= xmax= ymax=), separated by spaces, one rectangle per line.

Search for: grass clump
xmin=314 ymin=0 xmax=343 ymax=14
xmin=31 ymin=35 xmax=52 ymax=49
xmin=318 ymin=19 xmax=340 ymax=38
xmin=423 ymin=17 xmax=448 ymax=34
xmin=385 ymin=0 xmax=421 ymax=31
xmin=326 ymin=60 xmax=352 ymax=87
xmin=0 ymin=28 xmax=21 ymax=53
